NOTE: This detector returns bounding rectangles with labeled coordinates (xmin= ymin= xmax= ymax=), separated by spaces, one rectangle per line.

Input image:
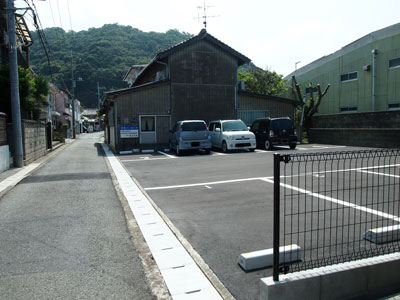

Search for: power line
xmin=55 ymin=0 xmax=63 ymax=29
xmin=48 ymin=0 xmax=57 ymax=28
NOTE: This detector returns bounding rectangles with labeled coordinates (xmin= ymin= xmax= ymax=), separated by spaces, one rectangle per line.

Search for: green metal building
xmin=285 ymin=22 xmax=400 ymax=114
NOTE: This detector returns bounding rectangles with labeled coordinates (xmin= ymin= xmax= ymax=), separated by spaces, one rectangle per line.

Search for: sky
xmin=17 ymin=0 xmax=400 ymax=76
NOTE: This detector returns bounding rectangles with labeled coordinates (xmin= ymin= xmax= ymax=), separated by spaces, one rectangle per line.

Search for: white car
xmin=208 ymin=120 xmax=256 ymax=152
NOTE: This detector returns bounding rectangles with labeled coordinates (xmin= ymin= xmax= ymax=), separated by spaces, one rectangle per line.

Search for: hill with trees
xmin=30 ymin=24 xmax=286 ymax=108
xmin=30 ymin=24 xmax=193 ymax=108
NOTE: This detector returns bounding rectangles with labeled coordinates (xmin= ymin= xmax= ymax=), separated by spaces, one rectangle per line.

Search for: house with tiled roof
xmin=104 ymin=29 xmax=301 ymax=152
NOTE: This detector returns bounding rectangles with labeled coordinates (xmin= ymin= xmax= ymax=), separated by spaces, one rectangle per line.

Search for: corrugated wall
xmin=238 ymin=93 xmax=296 ymax=119
xmin=169 ymin=40 xmax=237 ymax=123
xmin=287 ymin=30 xmax=400 ymax=114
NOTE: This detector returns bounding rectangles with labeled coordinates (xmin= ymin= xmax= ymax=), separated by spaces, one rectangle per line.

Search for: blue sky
xmin=18 ymin=0 xmax=400 ymax=76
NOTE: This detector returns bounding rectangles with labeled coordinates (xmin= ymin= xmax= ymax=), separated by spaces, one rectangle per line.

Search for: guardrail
xmin=273 ymin=149 xmax=400 ymax=281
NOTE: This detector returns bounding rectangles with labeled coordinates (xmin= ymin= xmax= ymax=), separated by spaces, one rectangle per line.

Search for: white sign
xmin=120 ymin=125 xmax=139 ymax=138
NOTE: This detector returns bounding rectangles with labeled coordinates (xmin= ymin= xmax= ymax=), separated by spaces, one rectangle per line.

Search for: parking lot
xmin=118 ymin=144 xmax=376 ymax=300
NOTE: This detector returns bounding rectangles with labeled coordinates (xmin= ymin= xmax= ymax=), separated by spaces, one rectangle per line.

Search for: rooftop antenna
xmin=196 ymin=1 xmax=218 ymax=29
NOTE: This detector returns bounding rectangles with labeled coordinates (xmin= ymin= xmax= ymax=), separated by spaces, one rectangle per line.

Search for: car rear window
xmin=182 ymin=122 xmax=207 ymax=131
xmin=270 ymin=119 xmax=294 ymax=130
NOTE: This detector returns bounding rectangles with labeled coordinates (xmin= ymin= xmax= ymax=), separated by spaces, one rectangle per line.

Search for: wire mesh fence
xmin=273 ymin=149 xmax=400 ymax=280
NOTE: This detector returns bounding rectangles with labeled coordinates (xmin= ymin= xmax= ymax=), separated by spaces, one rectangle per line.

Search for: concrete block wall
xmin=260 ymin=253 xmax=400 ymax=300
xmin=22 ymin=120 xmax=47 ymax=165
xmin=0 ymin=145 xmax=10 ymax=172
xmin=0 ymin=113 xmax=7 ymax=146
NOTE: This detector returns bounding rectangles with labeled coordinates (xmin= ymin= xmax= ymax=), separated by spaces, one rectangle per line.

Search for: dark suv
xmin=250 ymin=117 xmax=298 ymax=150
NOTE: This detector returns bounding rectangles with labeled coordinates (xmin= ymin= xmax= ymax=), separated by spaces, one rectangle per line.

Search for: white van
xmin=208 ymin=120 xmax=256 ymax=153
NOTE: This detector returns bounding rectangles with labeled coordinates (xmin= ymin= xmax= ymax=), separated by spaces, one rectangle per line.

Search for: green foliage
xmin=238 ymin=69 xmax=287 ymax=97
xmin=29 ymin=25 xmax=193 ymax=108
xmin=0 ymin=65 xmax=49 ymax=121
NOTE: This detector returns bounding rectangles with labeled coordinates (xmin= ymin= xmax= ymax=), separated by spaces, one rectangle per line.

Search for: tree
xmin=292 ymin=76 xmax=330 ymax=140
xmin=0 ymin=65 xmax=49 ymax=121
xmin=238 ymin=69 xmax=287 ymax=97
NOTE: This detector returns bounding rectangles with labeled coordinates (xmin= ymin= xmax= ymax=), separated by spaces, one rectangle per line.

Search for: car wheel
xmin=289 ymin=143 xmax=297 ymax=149
xmin=265 ymin=140 xmax=272 ymax=150
xmin=222 ymin=141 xmax=228 ymax=153
xmin=176 ymin=143 xmax=181 ymax=156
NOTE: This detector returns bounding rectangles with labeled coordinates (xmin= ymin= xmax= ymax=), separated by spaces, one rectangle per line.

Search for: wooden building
xmin=104 ymin=29 xmax=301 ymax=152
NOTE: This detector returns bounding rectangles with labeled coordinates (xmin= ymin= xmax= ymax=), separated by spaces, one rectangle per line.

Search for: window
xmin=340 ymin=106 xmax=358 ymax=113
xmin=182 ymin=122 xmax=207 ymax=131
xmin=388 ymin=103 xmax=400 ymax=110
xmin=389 ymin=57 xmax=400 ymax=69
xmin=340 ymin=71 xmax=358 ymax=82
xmin=141 ymin=116 xmax=155 ymax=132
xmin=208 ymin=123 xmax=215 ymax=131
xmin=305 ymin=87 xmax=318 ymax=94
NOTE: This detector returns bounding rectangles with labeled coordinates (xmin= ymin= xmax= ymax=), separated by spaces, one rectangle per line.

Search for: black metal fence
xmin=273 ymin=149 xmax=400 ymax=281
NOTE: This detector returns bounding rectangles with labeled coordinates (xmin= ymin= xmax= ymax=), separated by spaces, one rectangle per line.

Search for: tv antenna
xmin=196 ymin=1 xmax=218 ymax=29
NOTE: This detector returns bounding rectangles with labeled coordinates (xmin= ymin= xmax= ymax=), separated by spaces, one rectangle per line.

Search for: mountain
xmin=29 ymin=24 xmax=193 ymax=108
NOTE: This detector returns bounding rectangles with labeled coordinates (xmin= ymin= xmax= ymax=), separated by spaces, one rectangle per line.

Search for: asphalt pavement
xmin=0 ymin=133 xmax=158 ymax=300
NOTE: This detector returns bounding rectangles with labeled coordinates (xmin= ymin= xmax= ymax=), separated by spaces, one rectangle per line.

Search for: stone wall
xmin=22 ymin=120 xmax=47 ymax=165
xmin=309 ymin=111 xmax=400 ymax=148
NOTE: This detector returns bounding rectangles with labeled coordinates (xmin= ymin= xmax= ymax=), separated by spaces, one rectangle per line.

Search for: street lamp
xmin=295 ymin=61 xmax=301 ymax=71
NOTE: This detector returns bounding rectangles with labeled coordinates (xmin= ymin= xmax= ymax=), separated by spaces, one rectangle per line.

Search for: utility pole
xmin=97 ymin=82 xmax=105 ymax=132
xmin=97 ymin=82 xmax=106 ymax=110
xmin=6 ymin=0 xmax=24 ymax=167
xmin=70 ymin=51 xmax=76 ymax=138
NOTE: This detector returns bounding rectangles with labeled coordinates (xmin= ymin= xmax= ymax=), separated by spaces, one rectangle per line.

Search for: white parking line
xmin=210 ymin=151 xmax=227 ymax=156
xmin=297 ymin=146 xmax=347 ymax=151
xmin=121 ymin=157 xmax=172 ymax=162
xmin=158 ymin=151 xmax=177 ymax=158
xmin=357 ymin=169 xmax=400 ymax=178
xmin=145 ymin=177 xmax=265 ymax=191
xmin=261 ymin=178 xmax=400 ymax=222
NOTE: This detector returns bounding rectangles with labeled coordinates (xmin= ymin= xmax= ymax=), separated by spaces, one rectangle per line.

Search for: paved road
xmin=0 ymin=133 xmax=157 ymax=300
xmin=118 ymin=145 xmax=370 ymax=300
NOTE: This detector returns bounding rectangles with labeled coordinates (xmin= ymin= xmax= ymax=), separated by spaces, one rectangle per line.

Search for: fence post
xmin=273 ymin=153 xmax=281 ymax=281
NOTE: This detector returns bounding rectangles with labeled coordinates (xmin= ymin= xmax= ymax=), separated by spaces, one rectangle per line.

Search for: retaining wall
xmin=261 ymin=253 xmax=400 ymax=300
xmin=309 ymin=111 xmax=400 ymax=148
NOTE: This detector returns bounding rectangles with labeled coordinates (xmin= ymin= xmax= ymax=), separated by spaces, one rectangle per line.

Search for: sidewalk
xmin=0 ymin=133 xmax=157 ymax=300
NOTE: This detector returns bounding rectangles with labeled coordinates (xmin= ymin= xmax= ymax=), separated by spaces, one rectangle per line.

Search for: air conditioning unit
xmin=363 ymin=64 xmax=371 ymax=71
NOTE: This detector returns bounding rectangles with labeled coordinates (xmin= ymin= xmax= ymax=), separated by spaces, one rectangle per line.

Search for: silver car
xmin=169 ymin=120 xmax=212 ymax=155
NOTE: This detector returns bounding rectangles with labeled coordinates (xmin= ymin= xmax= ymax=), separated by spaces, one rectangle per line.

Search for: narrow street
xmin=0 ymin=133 xmax=158 ymax=300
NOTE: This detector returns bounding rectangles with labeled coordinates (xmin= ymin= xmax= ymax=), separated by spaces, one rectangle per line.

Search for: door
xmin=210 ymin=122 xmax=222 ymax=148
xmin=140 ymin=116 xmax=156 ymax=144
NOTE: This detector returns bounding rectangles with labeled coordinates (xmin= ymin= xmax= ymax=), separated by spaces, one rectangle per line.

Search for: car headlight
xmin=228 ymin=135 xmax=235 ymax=140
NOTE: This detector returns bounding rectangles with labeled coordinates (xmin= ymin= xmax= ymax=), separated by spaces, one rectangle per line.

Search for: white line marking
xmin=205 ymin=185 xmax=212 ymax=189
xmin=145 ymin=177 xmax=265 ymax=191
xmin=158 ymin=151 xmax=177 ymax=158
xmin=297 ymin=146 xmax=347 ymax=151
xmin=261 ymin=178 xmax=400 ymax=222
xmin=279 ymin=164 xmax=400 ymax=179
xmin=358 ymin=169 xmax=400 ymax=178
xmin=210 ymin=151 xmax=226 ymax=156
xmin=121 ymin=157 xmax=171 ymax=162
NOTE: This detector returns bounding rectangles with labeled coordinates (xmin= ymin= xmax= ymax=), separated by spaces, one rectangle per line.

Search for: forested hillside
xmin=30 ymin=24 xmax=193 ymax=108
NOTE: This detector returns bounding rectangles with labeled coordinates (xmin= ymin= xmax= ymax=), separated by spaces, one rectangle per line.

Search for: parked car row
xmin=169 ymin=118 xmax=298 ymax=155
